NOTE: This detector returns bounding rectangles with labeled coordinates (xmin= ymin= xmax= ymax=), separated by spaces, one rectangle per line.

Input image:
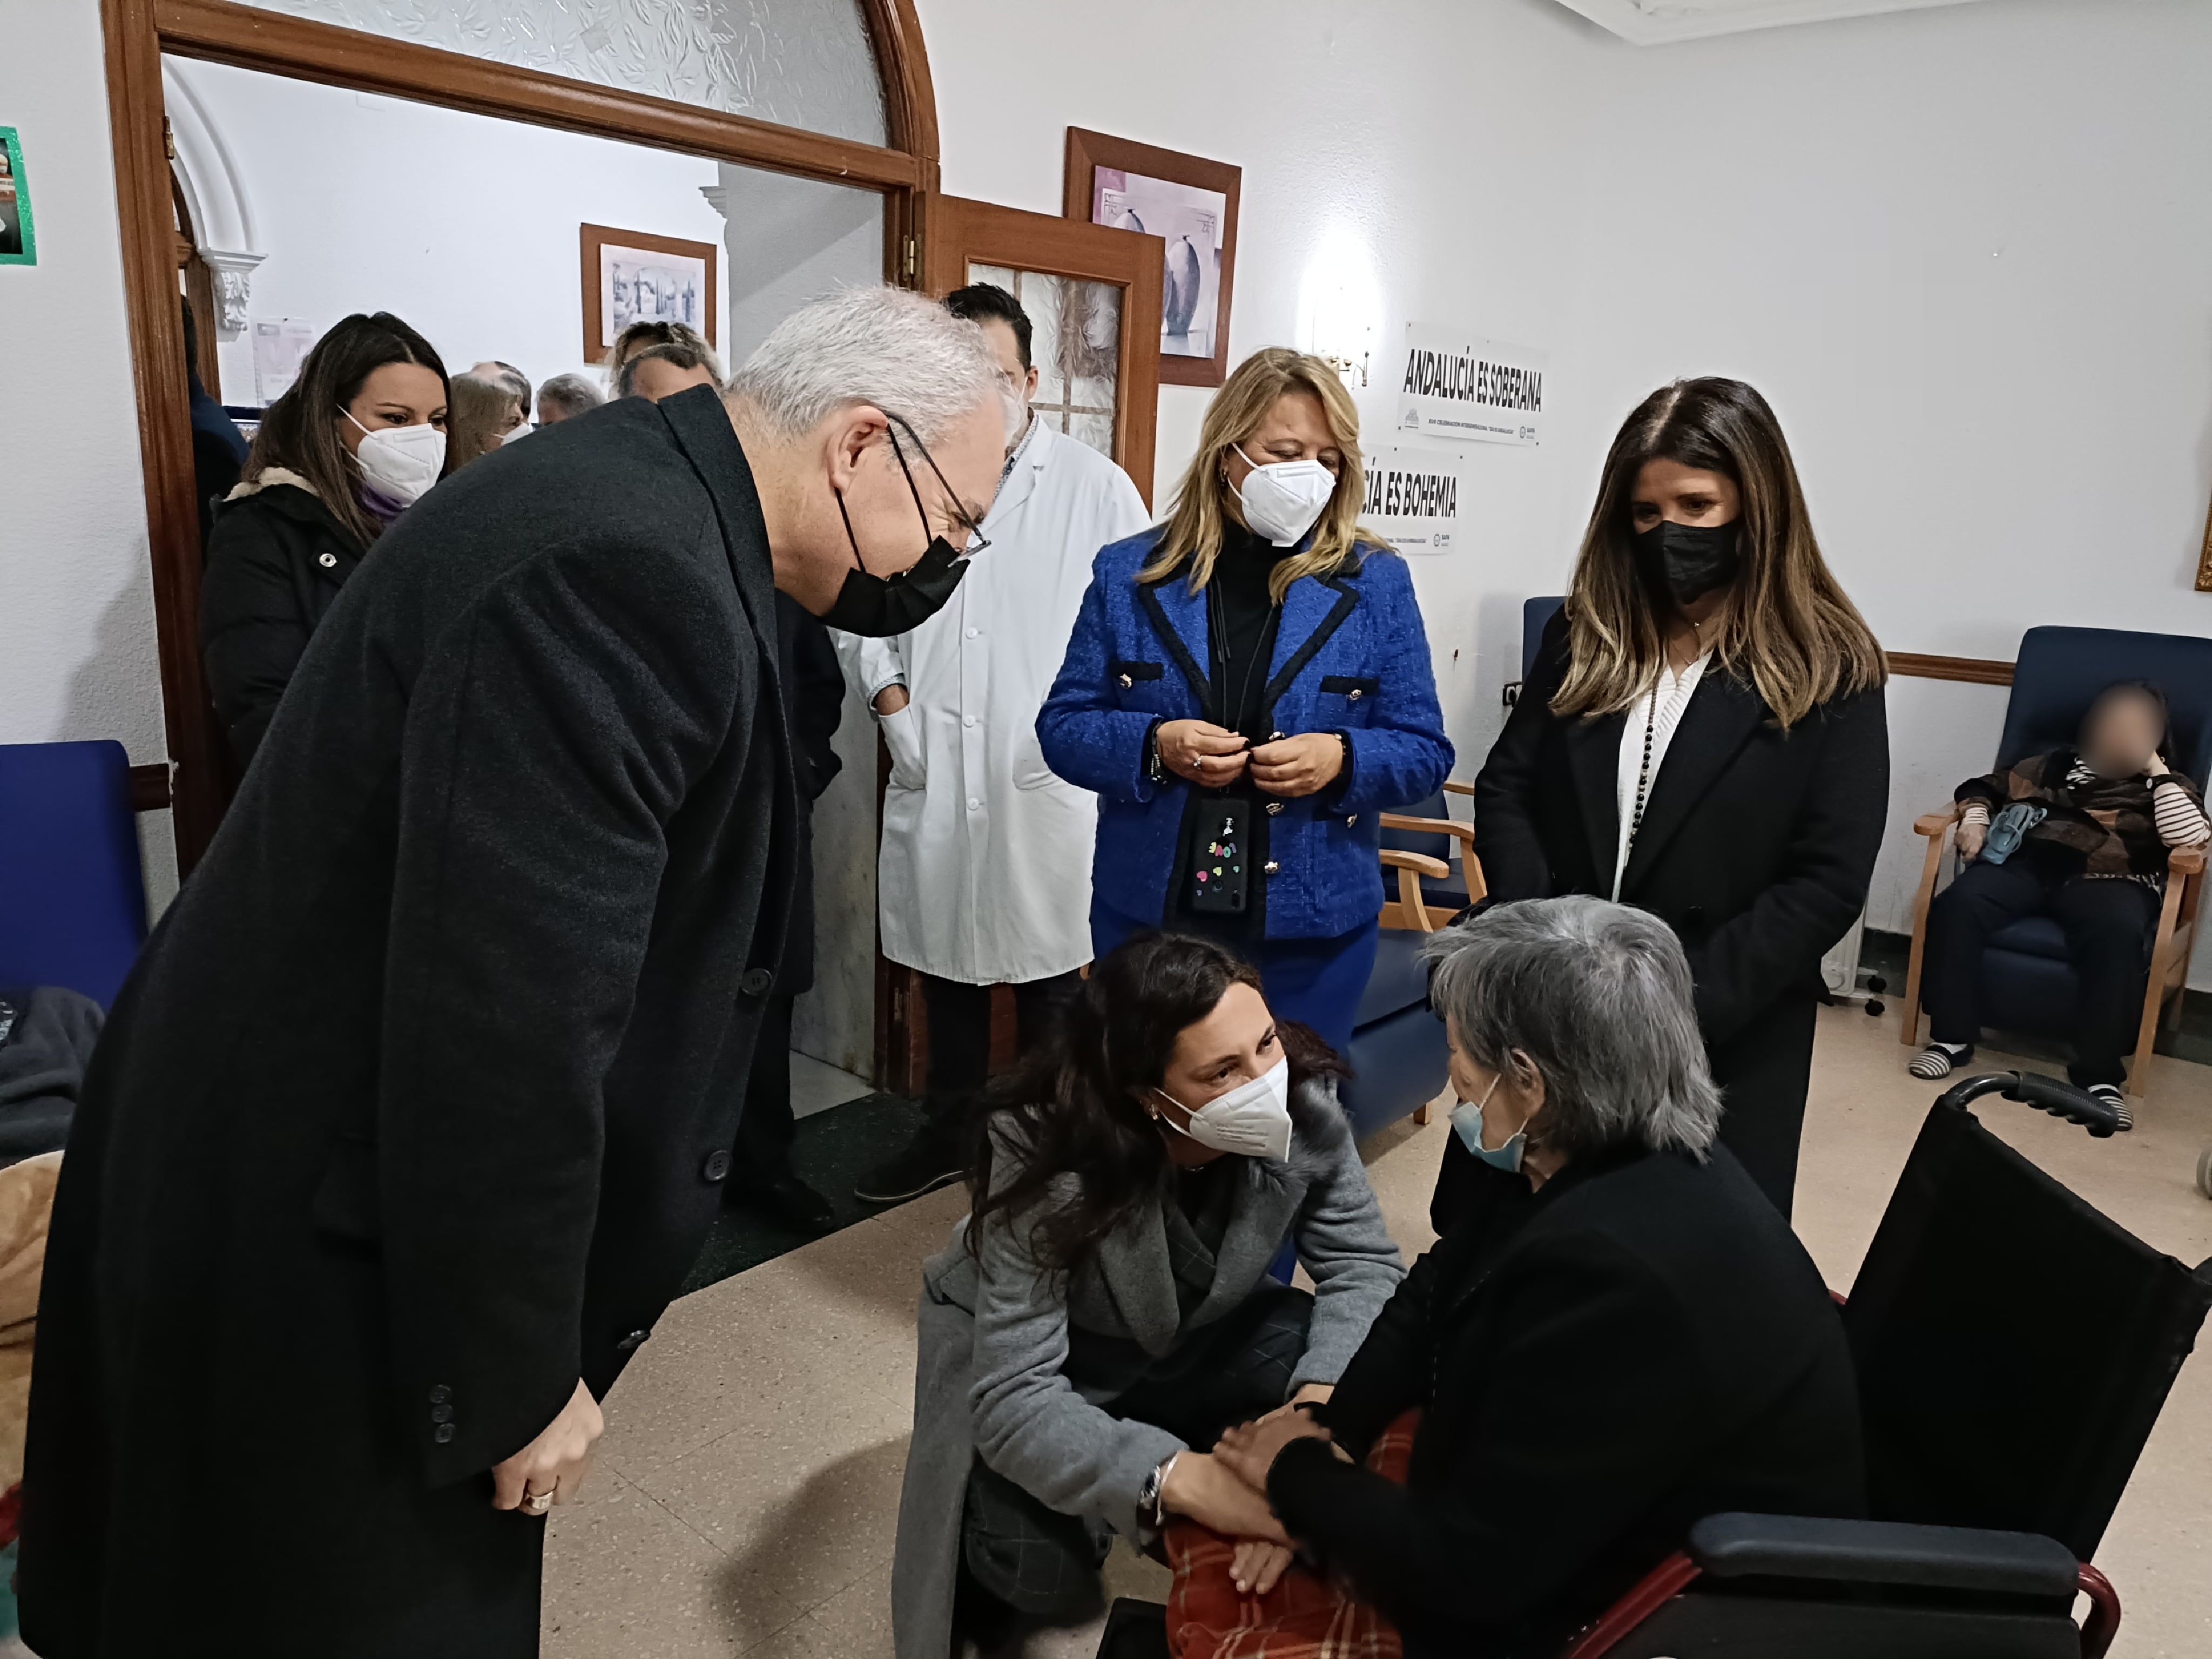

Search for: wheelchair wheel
xmin=2197 ymin=1144 xmax=2212 ymax=1201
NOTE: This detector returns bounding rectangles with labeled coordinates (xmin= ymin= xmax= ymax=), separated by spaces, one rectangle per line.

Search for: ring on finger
xmin=523 ymin=1486 xmax=555 ymax=1514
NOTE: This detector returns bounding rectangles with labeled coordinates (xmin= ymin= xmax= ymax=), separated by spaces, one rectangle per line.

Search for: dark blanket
xmin=0 ymin=989 xmax=100 ymax=1164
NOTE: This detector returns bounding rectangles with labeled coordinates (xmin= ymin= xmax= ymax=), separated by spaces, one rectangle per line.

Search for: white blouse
xmin=1613 ymin=654 xmax=1710 ymax=900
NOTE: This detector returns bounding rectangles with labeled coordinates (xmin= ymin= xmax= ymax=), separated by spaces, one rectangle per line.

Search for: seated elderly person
xmin=889 ymin=932 xmax=1404 ymax=1659
xmin=1211 ymin=897 xmax=1865 ymax=1659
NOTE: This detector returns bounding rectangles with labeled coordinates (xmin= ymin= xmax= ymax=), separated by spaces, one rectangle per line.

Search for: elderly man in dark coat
xmin=19 ymin=286 xmax=1010 ymax=1658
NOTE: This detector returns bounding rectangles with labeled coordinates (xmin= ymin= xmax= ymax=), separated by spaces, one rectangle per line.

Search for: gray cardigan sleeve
xmin=1287 ymin=1083 xmax=1406 ymax=1390
xmin=965 ymin=1170 xmax=1184 ymax=1539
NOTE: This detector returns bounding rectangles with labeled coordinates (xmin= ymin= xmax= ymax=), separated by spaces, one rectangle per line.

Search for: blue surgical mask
xmin=1450 ymin=1074 xmax=1528 ymax=1173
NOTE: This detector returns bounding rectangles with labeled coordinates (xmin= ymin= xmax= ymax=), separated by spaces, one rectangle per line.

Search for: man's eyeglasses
xmin=884 ymin=412 xmax=992 ymax=555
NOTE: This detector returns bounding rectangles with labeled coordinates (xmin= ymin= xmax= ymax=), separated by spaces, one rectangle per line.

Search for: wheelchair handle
xmin=1935 ymin=1070 xmax=2125 ymax=1138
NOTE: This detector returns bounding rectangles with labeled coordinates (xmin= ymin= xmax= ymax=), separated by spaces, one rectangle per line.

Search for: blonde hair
xmin=1141 ymin=348 xmax=1371 ymax=604
xmin=1555 ymin=378 xmax=1885 ymax=730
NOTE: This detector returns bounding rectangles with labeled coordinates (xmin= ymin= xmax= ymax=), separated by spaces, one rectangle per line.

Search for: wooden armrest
xmin=1380 ymin=848 xmax=1451 ymax=879
xmin=1441 ymin=780 xmax=1475 ymax=798
xmin=2171 ymin=845 xmax=2207 ymax=876
xmin=1913 ymin=804 xmax=1962 ymax=837
xmin=1378 ymin=812 xmax=1475 ymax=845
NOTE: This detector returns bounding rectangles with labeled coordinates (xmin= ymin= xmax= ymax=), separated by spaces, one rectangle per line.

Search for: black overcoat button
xmin=702 ymin=1149 xmax=732 ymax=1183
xmin=431 ymin=1403 xmax=454 ymax=1424
xmin=738 ymin=967 xmax=774 ymax=999
xmin=429 ymin=1384 xmax=452 ymax=1404
xmin=434 ymin=1424 xmax=455 ymax=1444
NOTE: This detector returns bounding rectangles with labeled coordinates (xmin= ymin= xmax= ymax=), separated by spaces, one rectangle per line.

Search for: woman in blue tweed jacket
xmin=1038 ymin=349 xmax=1452 ymax=1053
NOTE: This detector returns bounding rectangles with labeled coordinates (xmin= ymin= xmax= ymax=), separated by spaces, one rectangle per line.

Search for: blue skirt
xmin=1090 ymin=902 xmax=1379 ymax=1060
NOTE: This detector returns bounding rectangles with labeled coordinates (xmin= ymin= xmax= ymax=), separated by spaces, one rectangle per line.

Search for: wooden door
xmin=921 ymin=194 xmax=1162 ymax=507
xmin=874 ymin=195 xmax=1163 ymax=1097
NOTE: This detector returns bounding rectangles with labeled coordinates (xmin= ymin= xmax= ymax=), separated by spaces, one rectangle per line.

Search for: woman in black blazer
xmin=1473 ymin=379 xmax=1887 ymax=1216
xmin=1215 ymin=901 xmax=1864 ymax=1659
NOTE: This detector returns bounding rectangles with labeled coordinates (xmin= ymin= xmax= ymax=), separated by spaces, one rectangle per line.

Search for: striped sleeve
xmin=1960 ymin=801 xmax=1991 ymax=831
xmin=2152 ymin=778 xmax=2210 ymax=847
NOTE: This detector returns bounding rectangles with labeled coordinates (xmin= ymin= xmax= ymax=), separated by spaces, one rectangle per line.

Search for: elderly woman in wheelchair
xmin=1199 ymin=897 xmax=1864 ymax=1659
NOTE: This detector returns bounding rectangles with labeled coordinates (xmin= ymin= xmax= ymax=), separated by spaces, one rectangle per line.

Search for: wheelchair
xmin=1099 ymin=1070 xmax=2212 ymax=1658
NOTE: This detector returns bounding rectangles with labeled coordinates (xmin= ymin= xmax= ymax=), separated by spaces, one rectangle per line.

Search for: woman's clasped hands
xmin=1160 ymin=1382 xmax=1338 ymax=1598
xmin=1157 ymin=721 xmax=1345 ymax=798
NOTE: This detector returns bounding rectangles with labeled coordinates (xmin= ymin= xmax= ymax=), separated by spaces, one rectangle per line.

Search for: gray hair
xmin=1421 ymin=896 xmax=1722 ymax=1159
xmin=536 ymin=372 xmax=604 ymax=421
xmin=727 ymin=284 xmax=1016 ymax=449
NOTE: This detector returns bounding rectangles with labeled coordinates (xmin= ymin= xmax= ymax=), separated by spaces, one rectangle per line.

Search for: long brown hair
xmin=968 ymin=932 xmax=1344 ymax=1273
xmin=244 ymin=311 xmax=448 ymax=549
xmin=1554 ymin=378 xmax=1884 ymax=729
xmin=1140 ymin=348 xmax=1371 ymax=605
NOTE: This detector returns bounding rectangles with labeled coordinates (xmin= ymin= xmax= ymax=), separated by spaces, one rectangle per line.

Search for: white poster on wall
xmin=1396 ymin=324 xmax=1547 ymax=447
xmin=252 ymin=318 xmax=321 ymax=404
xmin=1359 ymin=446 xmax=1468 ymax=556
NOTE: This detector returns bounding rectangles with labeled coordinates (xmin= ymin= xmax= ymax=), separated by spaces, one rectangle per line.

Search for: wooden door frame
xmin=99 ymin=0 xmax=943 ymax=876
xmin=919 ymin=194 xmax=1163 ymax=507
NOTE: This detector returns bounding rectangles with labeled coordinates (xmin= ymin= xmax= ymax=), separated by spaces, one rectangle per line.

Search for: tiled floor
xmin=544 ymin=1007 xmax=2212 ymax=1658
xmin=790 ymin=1053 xmax=873 ymax=1121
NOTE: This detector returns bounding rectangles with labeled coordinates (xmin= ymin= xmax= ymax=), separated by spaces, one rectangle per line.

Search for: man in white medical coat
xmin=839 ymin=284 xmax=1149 ymax=1201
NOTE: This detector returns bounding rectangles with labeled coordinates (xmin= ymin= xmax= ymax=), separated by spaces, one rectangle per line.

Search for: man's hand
xmin=1213 ymin=1408 xmax=1335 ymax=1495
xmin=873 ymin=685 xmax=911 ymax=716
xmin=1957 ymin=820 xmax=1987 ymax=860
xmin=1159 ymin=1450 xmax=1289 ymax=1543
xmin=1158 ymin=720 xmax=1250 ymax=786
xmin=1250 ymin=733 xmax=1344 ymax=799
xmin=491 ymin=1379 xmax=604 ymax=1515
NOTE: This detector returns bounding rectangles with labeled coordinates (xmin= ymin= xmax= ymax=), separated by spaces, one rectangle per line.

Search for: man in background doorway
xmin=839 ymin=282 xmax=1150 ymax=1203
xmin=620 ymin=341 xmax=721 ymax=403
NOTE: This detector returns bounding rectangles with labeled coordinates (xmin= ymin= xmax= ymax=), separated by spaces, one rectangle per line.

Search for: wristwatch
xmin=1138 ymin=1450 xmax=1181 ymax=1531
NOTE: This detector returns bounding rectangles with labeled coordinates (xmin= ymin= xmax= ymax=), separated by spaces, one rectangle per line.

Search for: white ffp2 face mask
xmin=1155 ymin=1056 xmax=1293 ymax=1162
xmin=343 ymin=408 xmax=446 ymax=507
xmin=1233 ymin=445 xmax=1336 ymax=547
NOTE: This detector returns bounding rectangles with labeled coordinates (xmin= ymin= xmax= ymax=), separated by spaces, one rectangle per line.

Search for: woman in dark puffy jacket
xmin=200 ymin=312 xmax=447 ymax=768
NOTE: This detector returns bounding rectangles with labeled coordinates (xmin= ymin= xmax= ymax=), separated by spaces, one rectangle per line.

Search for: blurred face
xmin=1222 ymin=389 xmax=1342 ymax=525
xmin=1150 ymin=981 xmax=1280 ymax=1168
xmin=2082 ymin=691 xmax=2164 ymax=777
xmin=537 ymin=391 xmax=576 ymax=426
xmin=977 ymin=318 xmax=1038 ymax=426
xmin=629 ymin=356 xmax=718 ymax=403
xmin=336 ymin=361 xmax=447 ymax=457
xmin=1628 ymin=458 xmax=1740 ymax=532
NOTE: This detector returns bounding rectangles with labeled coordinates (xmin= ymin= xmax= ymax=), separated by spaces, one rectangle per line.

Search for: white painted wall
xmin=0 ymin=0 xmax=177 ymax=913
xmin=1552 ymin=0 xmax=2212 ymax=972
xmin=9 ymin=0 xmax=2211 ymax=982
xmin=176 ymin=59 xmax=733 ymax=405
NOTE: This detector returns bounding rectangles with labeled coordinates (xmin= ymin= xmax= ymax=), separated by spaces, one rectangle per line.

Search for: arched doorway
xmin=101 ymin=0 xmax=944 ymax=875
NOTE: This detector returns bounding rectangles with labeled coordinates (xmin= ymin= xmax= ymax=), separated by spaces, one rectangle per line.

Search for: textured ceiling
xmin=1551 ymin=0 xmax=1993 ymax=45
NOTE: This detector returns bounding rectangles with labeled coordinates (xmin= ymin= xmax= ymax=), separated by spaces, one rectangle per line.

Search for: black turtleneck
xmin=1209 ymin=519 xmax=1290 ymax=741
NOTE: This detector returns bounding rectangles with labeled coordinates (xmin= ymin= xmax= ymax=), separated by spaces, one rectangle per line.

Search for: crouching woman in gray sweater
xmin=889 ymin=932 xmax=1405 ymax=1657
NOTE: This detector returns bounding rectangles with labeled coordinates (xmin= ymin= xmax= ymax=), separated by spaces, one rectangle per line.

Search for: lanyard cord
xmin=1207 ymin=561 xmax=1278 ymax=741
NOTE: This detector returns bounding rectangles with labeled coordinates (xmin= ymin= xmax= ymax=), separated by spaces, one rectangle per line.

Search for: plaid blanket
xmin=1164 ymin=1411 xmax=1420 ymax=1659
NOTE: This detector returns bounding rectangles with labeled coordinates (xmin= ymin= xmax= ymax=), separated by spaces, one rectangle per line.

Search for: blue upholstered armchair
xmin=1901 ymin=628 xmax=2212 ymax=1102
xmin=0 ymin=740 xmax=150 ymax=1008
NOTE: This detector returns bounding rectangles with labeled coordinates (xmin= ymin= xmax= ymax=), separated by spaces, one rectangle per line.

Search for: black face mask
xmin=816 ymin=414 xmax=980 ymax=637
xmin=1631 ymin=518 xmax=1742 ymax=607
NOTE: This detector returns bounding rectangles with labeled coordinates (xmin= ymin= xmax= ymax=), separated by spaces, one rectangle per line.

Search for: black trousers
xmin=957 ymin=1284 xmax=1315 ymax=1623
xmin=920 ymin=970 xmax=1081 ymax=1130
xmin=1709 ymin=994 xmax=1817 ymax=1223
xmin=732 ymin=991 xmax=797 ymax=1180
xmin=1923 ymin=859 xmax=2157 ymax=1087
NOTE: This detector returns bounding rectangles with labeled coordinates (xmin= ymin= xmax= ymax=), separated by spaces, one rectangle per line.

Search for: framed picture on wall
xmin=579 ymin=224 xmax=718 ymax=361
xmin=0 ymin=127 xmax=37 ymax=267
xmin=1063 ymin=129 xmax=1240 ymax=388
